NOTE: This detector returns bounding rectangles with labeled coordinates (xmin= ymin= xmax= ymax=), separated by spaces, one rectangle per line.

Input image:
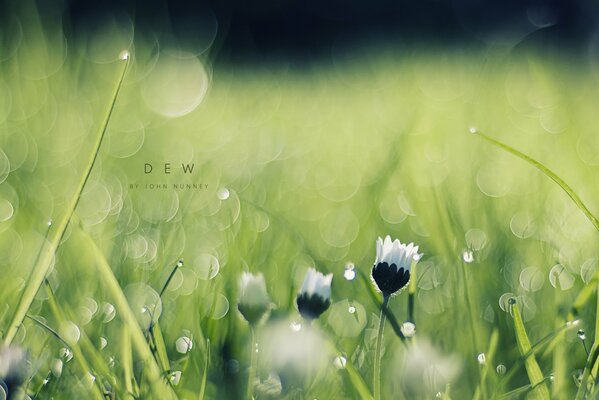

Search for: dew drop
xmin=119 ymin=50 xmax=130 ymax=60
xmin=101 ymin=303 xmax=116 ymax=323
xmin=177 ymin=259 xmax=184 ymax=267
xmin=343 ymin=263 xmax=356 ymax=281
xmin=469 ymin=127 xmax=478 ymax=134
xmin=334 ymin=355 xmax=347 ymax=369
xmin=578 ymin=329 xmax=587 ymax=341
xmin=462 ymin=250 xmax=474 ymax=263
xmin=100 ymin=337 xmax=108 ymax=350
xmin=496 ymin=364 xmax=507 ymax=375
xmin=348 ymin=305 xmax=356 ymax=314
xmin=217 ymin=187 xmax=230 ymax=200
xmin=170 ymin=371 xmax=182 ymax=385
xmin=477 ymin=353 xmax=486 ymax=365
xmin=51 ymin=359 xmax=63 ymax=377
xmin=176 ymin=336 xmax=193 ymax=354
xmin=59 ymin=347 xmax=73 ymax=362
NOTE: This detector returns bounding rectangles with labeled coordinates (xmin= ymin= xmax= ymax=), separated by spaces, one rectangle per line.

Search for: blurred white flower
xmin=260 ymin=320 xmax=330 ymax=388
xmin=238 ymin=272 xmax=271 ymax=325
xmin=297 ymin=268 xmax=333 ymax=320
xmin=393 ymin=339 xmax=462 ymax=397
xmin=0 ymin=345 xmax=29 ymax=398
xmin=371 ymin=235 xmax=423 ymax=296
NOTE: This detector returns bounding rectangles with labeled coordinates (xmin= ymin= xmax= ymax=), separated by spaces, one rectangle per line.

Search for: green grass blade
xmin=198 ymin=338 xmax=210 ymax=400
xmin=474 ymin=131 xmax=599 ymax=232
xmin=474 ymin=329 xmax=499 ymax=400
xmin=509 ymin=299 xmax=550 ymax=400
xmin=44 ymin=281 xmax=106 ymax=400
xmin=122 ymin=328 xmax=138 ymax=399
xmin=80 ymin=227 xmax=177 ymax=399
xmin=575 ymin=281 xmax=599 ymax=400
xmin=3 ymin=54 xmax=130 ymax=345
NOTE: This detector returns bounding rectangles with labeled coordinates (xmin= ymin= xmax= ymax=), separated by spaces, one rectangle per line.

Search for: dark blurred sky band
xmin=1 ymin=0 xmax=598 ymax=61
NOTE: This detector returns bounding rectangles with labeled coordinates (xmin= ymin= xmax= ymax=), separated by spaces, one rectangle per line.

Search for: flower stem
xmin=246 ymin=326 xmax=257 ymax=400
xmin=374 ymin=295 xmax=390 ymax=400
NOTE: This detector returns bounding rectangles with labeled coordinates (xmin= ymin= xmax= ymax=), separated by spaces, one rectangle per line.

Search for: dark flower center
xmin=296 ymin=292 xmax=331 ymax=320
xmin=371 ymin=262 xmax=410 ymax=295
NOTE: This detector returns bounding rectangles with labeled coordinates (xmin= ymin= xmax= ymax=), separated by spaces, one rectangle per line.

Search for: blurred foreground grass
xmin=2 ymin=7 xmax=599 ymax=400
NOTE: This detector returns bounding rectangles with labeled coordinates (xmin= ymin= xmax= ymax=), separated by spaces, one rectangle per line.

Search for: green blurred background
xmin=2 ymin=0 xmax=599 ymax=399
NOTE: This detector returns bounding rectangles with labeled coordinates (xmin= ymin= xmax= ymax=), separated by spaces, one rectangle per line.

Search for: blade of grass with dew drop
xmin=198 ymin=338 xmax=210 ymax=400
xmin=44 ymin=281 xmax=106 ymax=400
xmin=150 ymin=322 xmax=172 ymax=377
xmin=325 ymin=340 xmax=373 ymax=400
xmin=500 ymin=318 xmax=580 ymax=391
xmin=510 ymin=300 xmax=550 ymax=400
xmin=474 ymin=329 xmax=499 ymax=400
xmin=3 ymin=55 xmax=130 ymax=345
xmin=575 ymin=281 xmax=599 ymax=400
xmin=78 ymin=227 xmax=177 ymax=399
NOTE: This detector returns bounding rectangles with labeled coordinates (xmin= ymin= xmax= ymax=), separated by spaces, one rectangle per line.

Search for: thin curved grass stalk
xmin=509 ymin=299 xmax=550 ymax=400
xmin=198 ymin=339 xmax=210 ymax=400
xmin=3 ymin=54 xmax=130 ymax=345
xmin=25 ymin=315 xmax=71 ymax=349
xmin=474 ymin=130 xmax=599 ymax=232
xmin=80 ymin=227 xmax=177 ymax=399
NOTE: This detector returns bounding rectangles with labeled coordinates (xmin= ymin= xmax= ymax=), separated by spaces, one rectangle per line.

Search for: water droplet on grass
xmin=578 ymin=330 xmax=587 ymax=340
xmin=334 ymin=355 xmax=347 ymax=369
xmin=477 ymin=353 xmax=486 ymax=365
xmin=496 ymin=364 xmax=507 ymax=374
xmin=176 ymin=336 xmax=193 ymax=353
xmin=462 ymin=250 xmax=474 ymax=263
xmin=348 ymin=305 xmax=356 ymax=314
xmin=343 ymin=263 xmax=356 ymax=280
xmin=217 ymin=187 xmax=230 ymax=200
xmin=170 ymin=371 xmax=182 ymax=385
xmin=101 ymin=303 xmax=116 ymax=323
xmin=59 ymin=347 xmax=73 ymax=362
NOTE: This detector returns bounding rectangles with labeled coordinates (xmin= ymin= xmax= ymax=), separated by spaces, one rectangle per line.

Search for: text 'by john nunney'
xmin=129 ymin=163 xmax=209 ymax=190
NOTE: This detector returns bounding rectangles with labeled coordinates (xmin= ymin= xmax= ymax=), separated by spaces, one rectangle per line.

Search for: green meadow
xmin=2 ymin=11 xmax=599 ymax=400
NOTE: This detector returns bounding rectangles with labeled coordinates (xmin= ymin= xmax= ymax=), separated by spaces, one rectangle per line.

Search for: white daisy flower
xmin=297 ymin=268 xmax=333 ymax=320
xmin=371 ymin=235 xmax=423 ymax=296
xmin=238 ymin=272 xmax=271 ymax=325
